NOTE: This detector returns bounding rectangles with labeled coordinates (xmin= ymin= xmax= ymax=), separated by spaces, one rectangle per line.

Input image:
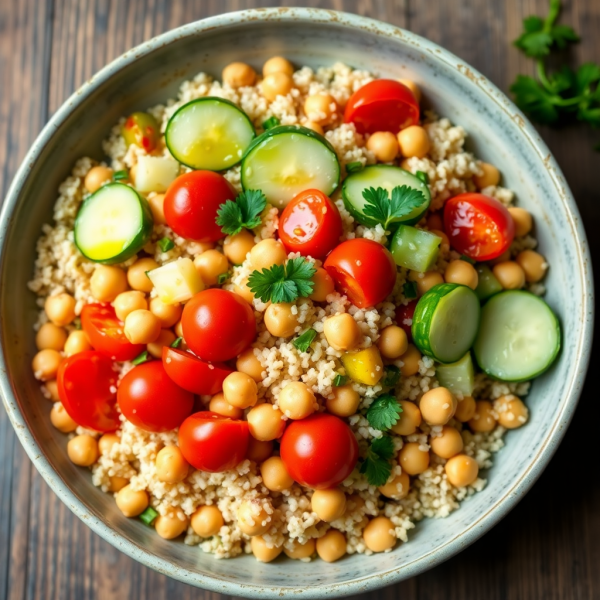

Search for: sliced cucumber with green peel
xmin=412 ymin=283 xmax=481 ymax=364
xmin=74 ymin=183 xmax=153 ymax=264
xmin=165 ymin=97 xmax=255 ymax=171
xmin=390 ymin=225 xmax=441 ymax=272
xmin=436 ymin=352 xmax=475 ymax=396
xmin=241 ymin=125 xmax=340 ymax=208
xmin=474 ymin=291 xmax=561 ymax=382
xmin=342 ymin=165 xmax=430 ymax=227
xmin=475 ymin=264 xmax=503 ymax=301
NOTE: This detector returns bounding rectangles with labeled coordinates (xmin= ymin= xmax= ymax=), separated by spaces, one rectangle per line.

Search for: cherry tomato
xmin=395 ymin=300 xmax=417 ymax=342
xmin=278 ymin=189 xmax=343 ymax=259
xmin=280 ymin=413 xmax=359 ymax=489
xmin=162 ymin=346 xmax=233 ymax=395
xmin=164 ymin=171 xmax=236 ymax=242
xmin=443 ymin=193 xmax=515 ymax=261
xmin=57 ymin=350 xmax=120 ymax=432
xmin=81 ymin=303 xmax=144 ymax=361
xmin=181 ymin=289 xmax=256 ymax=362
xmin=117 ymin=360 xmax=194 ymax=433
xmin=344 ymin=79 xmax=420 ymax=135
xmin=324 ymin=239 xmax=397 ymax=308
xmin=178 ymin=411 xmax=249 ymax=472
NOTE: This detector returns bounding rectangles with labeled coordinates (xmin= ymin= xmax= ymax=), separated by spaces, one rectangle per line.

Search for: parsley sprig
xmin=360 ymin=436 xmax=394 ymax=487
xmin=366 ymin=394 xmax=402 ymax=431
xmin=362 ymin=185 xmax=427 ymax=230
xmin=247 ymin=257 xmax=316 ymax=304
xmin=216 ymin=189 xmax=267 ymax=236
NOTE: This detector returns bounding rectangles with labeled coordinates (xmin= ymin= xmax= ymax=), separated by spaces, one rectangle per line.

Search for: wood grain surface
xmin=1 ymin=1 xmax=598 ymax=599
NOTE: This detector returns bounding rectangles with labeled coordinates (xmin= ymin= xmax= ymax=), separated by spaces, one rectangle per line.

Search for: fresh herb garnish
xmin=217 ymin=272 xmax=230 ymax=285
xmin=158 ymin=237 xmax=175 ymax=252
xmin=381 ymin=365 xmax=401 ymax=389
xmin=346 ymin=161 xmax=364 ymax=173
xmin=415 ymin=170 xmax=429 ymax=184
xmin=216 ymin=189 xmax=267 ymax=236
xmin=293 ymin=329 xmax=317 ymax=353
xmin=362 ymin=185 xmax=427 ymax=230
xmin=262 ymin=116 xmax=280 ymax=130
xmin=366 ymin=394 xmax=402 ymax=431
xmin=460 ymin=254 xmax=476 ymax=265
xmin=132 ymin=350 xmax=150 ymax=365
xmin=170 ymin=337 xmax=183 ymax=349
xmin=360 ymin=435 xmax=395 ymax=487
xmin=139 ymin=507 xmax=158 ymax=526
xmin=333 ymin=373 xmax=348 ymax=387
xmin=403 ymin=281 xmax=418 ymax=299
xmin=113 ymin=169 xmax=129 ymax=181
xmin=247 ymin=257 xmax=316 ymax=304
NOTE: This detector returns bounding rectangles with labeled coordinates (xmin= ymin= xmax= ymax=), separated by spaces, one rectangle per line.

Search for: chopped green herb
xmin=247 ymin=257 xmax=316 ymax=304
xmin=113 ymin=169 xmax=129 ymax=181
xmin=217 ymin=272 xmax=230 ymax=285
xmin=74 ymin=317 xmax=82 ymax=330
xmin=262 ymin=116 xmax=280 ymax=130
xmin=170 ymin=337 xmax=183 ymax=349
xmin=333 ymin=374 xmax=348 ymax=387
xmin=158 ymin=237 xmax=175 ymax=252
xmin=415 ymin=170 xmax=429 ymax=184
xmin=140 ymin=507 xmax=158 ymax=526
xmin=216 ymin=189 xmax=267 ymax=236
xmin=360 ymin=435 xmax=395 ymax=487
xmin=346 ymin=161 xmax=364 ymax=173
xmin=362 ymin=185 xmax=427 ymax=230
xmin=366 ymin=394 xmax=402 ymax=431
xmin=132 ymin=351 xmax=150 ymax=365
xmin=403 ymin=281 xmax=418 ymax=299
xmin=460 ymin=254 xmax=476 ymax=265
xmin=381 ymin=365 xmax=401 ymax=389
xmin=293 ymin=329 xmax=317 ymax=353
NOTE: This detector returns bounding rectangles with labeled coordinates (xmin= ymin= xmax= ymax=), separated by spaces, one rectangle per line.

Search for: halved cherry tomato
xmin=395 ymin=300 xmax=417 ymax=342
xmin=57 ymin=351 xmax=119 ymax=432
xmin=162 ymin=346 xmax=233 ymax=395
xmin=181 ymin=289 xmax=256 ymax=362
xmin=278 ymin=189 xmax=342 ymax=259
xmin=443 ymin=193 xmax=515 ymax=261
xmin=324 ymin=238 xmax=397 ymax=308
xmin=178 ymin=411 xmax=249 ymax=472
xmin=164 ymin=171 xmax=236 ymax=242
xmin=117 ymin=360 xmax=194 ymax=433
xmin=81 ymin=303 xmax=144 ymax=361
xmin=344 ymin=79 xmax=420 ymax=135
xmin=280 ymin=413 xmax=359 ymax=489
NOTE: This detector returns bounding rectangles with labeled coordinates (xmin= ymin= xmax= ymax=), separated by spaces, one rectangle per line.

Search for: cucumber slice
xmin=241 ymin=125 xmax=340 ymax=208
xmin=475 ymin=264 xmax=503 ymax=301
xmin=436 ymin=352 xmax=475 ymax=396
xmin=390 ymin=225 xmax=441 ymax=272
xmin=74 ymin=183 xmax=153 ymax=264
xmin=165 ymin=97 xmax=255 ymax=171
xmin=473 ymin=291 xmax=561 ymax=382
xmin=412 ymin=283 xmax=481 ymax=364
xmin=342 ymin=165 xmax=430 ymax=227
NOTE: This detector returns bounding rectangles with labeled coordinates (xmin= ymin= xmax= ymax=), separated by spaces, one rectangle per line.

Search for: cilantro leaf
xmin=216 ymin=189 xmax=267 ymax=236
xmin=217 ymin=271 xmax=229 ymax=285
xmin=550 ymin=24 xmax=579 ymax=49
xmin=361 ymin=187 xmax=390 ymax=225
xmin=293 ymin=329 xmax=317 ymax=353
xmin=381 ymin=365 xmax=401 ymax=389
xmin=403 ymin=281 xmax=417 ymax=299
xmin=510 ymin=75 xmax=560 ymax=124
xmin=132 ymin=350 xmax=150 ymax=365
xmin=158 ymin=237 xmax=174 ymax=252
xmin=362 ymin=185 xmax=427 ymax=230
xmin=346 ymin=161 xmax=364 ymax=173
xmin=371 ymin=435 xmax=395 ymax=460
xmin=333 ymin=374 xmax=348 ymax=386
xmin=247 ymin=257 xmax=316 ymax=304
xmin=360 ymin=435 xmax=395 ymax=486
xmin=575 ymin=62 xmax=600 ymax=94
xmin=514 ymin=18 xmax=553 ymax=58
xmin=366 ymin=394 xmax=402 ymax=431
xmin=170 ymin=337 xmax=183 ymax=348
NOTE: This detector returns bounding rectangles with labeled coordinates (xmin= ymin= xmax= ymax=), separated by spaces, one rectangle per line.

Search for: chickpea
xmin=191 ymin=505 xmax=224 ymax=537
xmin=251 ymin=535 xmax=283 ymax=562
xmin=516 ymin=250 xmax=547 ymax=283
xmin=311 ymin=488 xmax=346 ymax=522
xmin=233 ymin=278 xmax=255 ymax=304
xmin=363 ymin=517 xmax=397 ymax=552
xmin=379 ymin=471 xmax=410 ymax=500
xmin=108 ymin=476 xmax=129 ymax=493
xmin=149 ymin=297 xmax=182 ymax=329
xmin=304 ymin=121 xmax=324 ymax=135
xmin=264 ymin=303 xmax=299 ymax=338
xmin=194 ymin=250 xmax=229 ymax=286
xmin=303 ymin=93 xmax=338 ymax=126
xmin=174 ymin=319 xmax=184 ymax=339
xmin=36 ymin=322 xmax=67 ymax=351
xmin=261 ymin=72 xmax=294 ymax=101
xmin=398 ymin=78 xmax=421 ymax=103
xmin=367 ymin=131 xmax=399 ymax=163
xmin=278 ymin=381 xmax=316 ymax=420
xmin=222 ymin=61 xmax=256 ymax=88
xmin=155 ymin=513 xmax=189 ymax=540
xmin=115 ymin=485 xmax=149 ymax=517
xmin=469 ymin=400 xmax=497 ymax=432
xmin=316 ymin=529 xmax=346 ymax=563
xmin=32 ymin=349 xmax=62 ymax=381
xmin=326 ymin=384 xmax=360 ymax=418
xmin=323 ymin=313 xmax=361 ymax=351
xmin=90 ymin=266 xmax=128 ymax=302
xmin=246 ymin=438 xmax=274 ymax=463
xmin=493 ymin=261 xmax=525 ymax=290
xmin=236 ymin=348 xmax=264 ymax=382
xmin=113 ymin=291 xmax=147 ymax=321
xmin=508 ymin=207 xmax=533 ymax=237
xmin=45 ymin=293 xmax=77 ymax=326
xmin=399 ymin=344 xmax=422 ymax=377
xmin=263 ymin=56 xmax=294 ymax=77
xmin=148 ymin=193 xmax=166 ymax=224
xmin=430 ymin=229 xmax=450 ymax=254
xmin=390 ymin=400 xmax=421 ymax=435
xmin=247 ymin=404 xmax=285 ymax=441
xmin=44 ymin=380 xmax=60 ymax=401
xmin=444 ymin=260 xmax=478 ymax=289
xmin=209 ymin=392 xmax=243 ymax=419
xmin=284 ymin=538 xmax=316 ymax=559
xmin=98 ymin=433 xmax=120 ymax=455
xmin=64 ymin=330 xmax=91 ymax=356
xmin=420 ymin=387 xmax=457 ymax=426
xmin=123 ymin=309 xmax=161 ymax=345
xmin=50 ymin=403 xmax=77 ymax=433
xmin=397 ymin=125 xmax=430 ymax=158
xmin=473 ymin=162 xmax=500 ymax=189
xmin=489 ymin=249 xmax=511 ymax=266
xmin=156 ymin=446 xmax=189 ymax=483
xmin=454 ymin=395 xmax=476 ymax=422
xmin=249 ymin=239 xmax=287 ymax=272
xmin=127 ymin=258 xmax=159 ymax=292
xmin=84 ymin=165 xmax=113 ymax=193
xmin=445 ymin=454 xmax=479 ymax=487
xmin=223 ymin=371 xmax=258 ymax=409
xmin=261 ymin=456 xmax=294 ymax=492
xmin=378 ymin=325 xmax=408 ymax=359
xmin=237 ymin=499 xmax=272 ymax=536
xmin=398 ymin=442 xmax=430 ymax=476
xmin=430 ymin=426 xmax=464 ymax=459
xmin=224 ymin=230 xmax=255 ymax=265
xmin=494 ymin=395 xmax=529 ymax=429
xmin=410 ymin=271 xmax=444 ymax=295
xmin=426 ymin=212 xmax=443 ymax=232
xmin=67 ymin=434 xmax=99 ymax=467
xmin=147 ymin=329 xmax=176 ymax=358
xmin=309 ymin=268 xmax=335 ymax=302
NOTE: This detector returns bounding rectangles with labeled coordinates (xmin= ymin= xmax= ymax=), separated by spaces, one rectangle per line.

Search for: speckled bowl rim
xmin=0 ymin=7 xmax=593 ymax=599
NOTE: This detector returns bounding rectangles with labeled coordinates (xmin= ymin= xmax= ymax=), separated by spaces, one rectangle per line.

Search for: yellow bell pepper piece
xmin=341 ymin=346 xmax=384 ymax=386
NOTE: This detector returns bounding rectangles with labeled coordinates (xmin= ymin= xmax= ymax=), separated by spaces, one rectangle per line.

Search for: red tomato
xmin=57 ymin=351 xmax=120 ymax=432
xmin=117 ymin=361 xmax=194 ymax=432
xmin=181 ymin=289 xmax=256 ymax=362
xmin=443 ymin=193 xmax=515 ymax=261
xmin=178 ymin=411 xmax=249 ymax=472
xmin=162 ymin=346 xmax=233 ymax=395
xmin=344 ymin=79 xmax=420 ymax=135
xmin=278 ymin=189 xmax=343 ymax=259
xmin=324 ymin=239 xmax=397 ymax=308
xmin=81 ymin=303 xmax=144 ymax=361
xmin=280 ymin=414 xmax=359 ymax=489
xmin=395 ymin=300 xmax=417 ymax=342
xmin=164 ymin=171 xmax=236 ymax=242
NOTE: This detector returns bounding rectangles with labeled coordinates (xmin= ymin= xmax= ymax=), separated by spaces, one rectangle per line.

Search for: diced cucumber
xmin=74 ymin=183 xmax=153 ymax=264
xmin=241 ymin=125 xmax=340 ymax=208
xmin=412 ymin=283 xmax=481 ymax=364
xmin=134 ymin=155 xmax=179 ymax=193
xmin=342 ymin=165 xmax=430 ymax=227
xmin=390 ymin=225 xmax=441 ymax=272
xmin=165 ymin=98 xmax=255 ymax=171
xmin=475 ymin=264 xmax=503 ymax=301
xmin=148 ymin=258 xmax=204 ymax=304
xmin=473 ymin=291 xmax=561 ymax=382
xmin=436 ymin=352 xmax=475 ymax=396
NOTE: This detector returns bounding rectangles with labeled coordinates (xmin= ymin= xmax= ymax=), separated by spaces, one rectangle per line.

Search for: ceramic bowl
xmin=0 ymin=8 xmax=593 ymax=599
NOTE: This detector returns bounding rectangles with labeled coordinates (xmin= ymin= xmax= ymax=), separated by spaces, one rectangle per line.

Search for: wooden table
xmin=1 ymin=1 xmax=598 ymax=598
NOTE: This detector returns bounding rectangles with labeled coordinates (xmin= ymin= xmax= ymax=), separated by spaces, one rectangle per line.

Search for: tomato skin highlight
xmin=57 ymin=350 xmax=120 ymax=432
xmin=395 ymin=300 xmax=417 ymax=342
xmin=181 ymin=289 xmax=256 ymax=362
xmin=162 ymin=346 xmax=233 ymax=395
xmin=344 ymin=79 xmax=420 ymax=135
xmin=278 ymin=189 xmax=343 ymax=259
xmin=324 ymin=238 xmax=397 ymax=308
xmin=81 ymin=303 xmax=144 ymax=361
xmin=117 ymin=361 xmax=194 ymax=433
xmin=178 ymin=411 xmax=249 ymax=472
xmin=444 ymin=193 xmax=515 ymax=261
xmin=164 ymin=171 xmax=236 ymax=242
xmin=280 ymin=413 xmax=359 ymax=489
